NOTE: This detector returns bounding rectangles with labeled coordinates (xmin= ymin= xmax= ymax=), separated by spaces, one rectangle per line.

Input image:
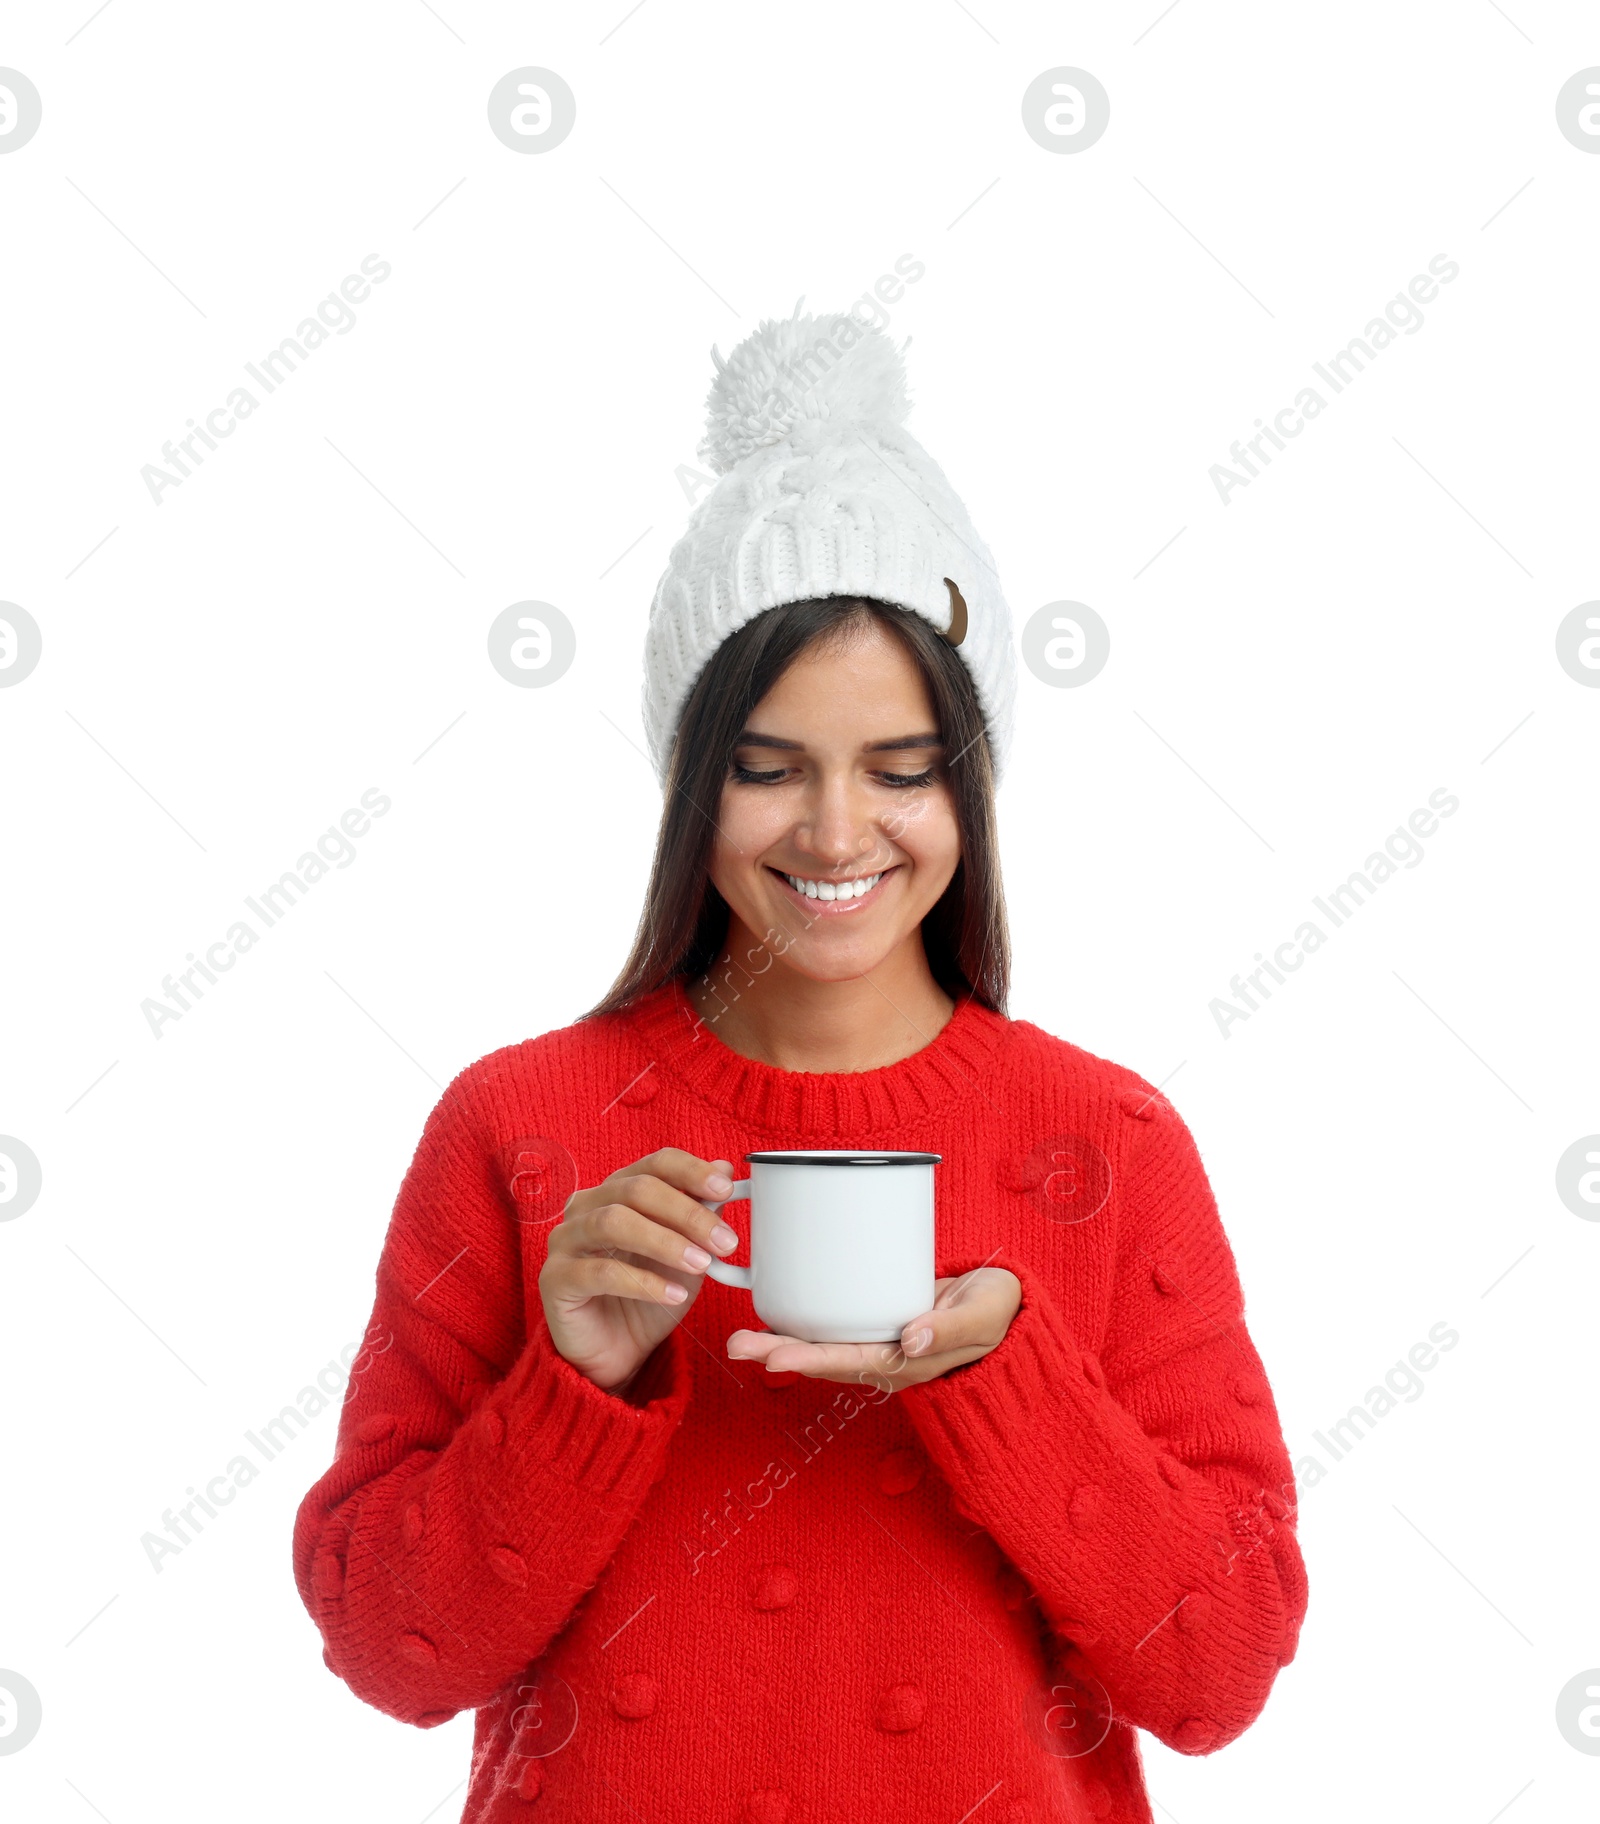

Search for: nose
xmin=789 ymin=770 xmax=890 ymax=874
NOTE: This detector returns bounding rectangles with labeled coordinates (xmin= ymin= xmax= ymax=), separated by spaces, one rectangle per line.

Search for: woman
xmin=294 ymin=306 xmax=1307 ymax=1822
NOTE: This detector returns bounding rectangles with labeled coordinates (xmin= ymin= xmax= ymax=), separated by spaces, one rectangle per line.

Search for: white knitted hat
xmin=642 ymin=301 xmax=1017 ymax=783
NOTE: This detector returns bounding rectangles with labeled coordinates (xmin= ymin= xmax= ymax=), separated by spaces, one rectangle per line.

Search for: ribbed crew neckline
xmin=623 ymin=976 xmax=1010 ymax=1140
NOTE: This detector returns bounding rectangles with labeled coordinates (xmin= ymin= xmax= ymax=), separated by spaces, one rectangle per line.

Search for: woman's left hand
xmin=726 ymin=1267 xmax=1021 ymax=1391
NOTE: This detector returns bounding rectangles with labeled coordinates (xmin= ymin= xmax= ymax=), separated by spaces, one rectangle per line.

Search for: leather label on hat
xmin=942 ymin=577 xmax=968 ymax=647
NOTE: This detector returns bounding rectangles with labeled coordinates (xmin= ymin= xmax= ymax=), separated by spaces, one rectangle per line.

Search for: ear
xmin=942 ymin=577 xmax=968 ymax=647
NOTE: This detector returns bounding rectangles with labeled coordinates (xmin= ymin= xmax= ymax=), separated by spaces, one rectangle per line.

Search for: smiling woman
xmin=588 ymin=594 xmax=1008 ymax=1051
xmin=293 ymin=304 xmax=1306 ymax=1824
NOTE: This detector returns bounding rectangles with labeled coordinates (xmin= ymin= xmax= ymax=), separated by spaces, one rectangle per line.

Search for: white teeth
xmin=783 ymin=871 xmax=883 ymax=900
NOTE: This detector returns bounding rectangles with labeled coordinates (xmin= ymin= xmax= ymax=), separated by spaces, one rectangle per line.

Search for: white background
xmin=3 ymin=2 xmax=1597 ymax=1819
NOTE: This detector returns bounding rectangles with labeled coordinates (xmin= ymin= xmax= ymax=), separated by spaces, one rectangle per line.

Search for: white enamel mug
xmin=704 ymin=1150 xmax=940 ymax=1343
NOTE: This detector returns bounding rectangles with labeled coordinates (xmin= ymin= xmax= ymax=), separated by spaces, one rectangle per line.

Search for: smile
xmin=769 ymin=867 xmax=893 ymax=914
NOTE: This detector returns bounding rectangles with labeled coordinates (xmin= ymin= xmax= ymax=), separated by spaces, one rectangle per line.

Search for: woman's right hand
xmin=539 ymin=1148 xmax=742 ymax=1397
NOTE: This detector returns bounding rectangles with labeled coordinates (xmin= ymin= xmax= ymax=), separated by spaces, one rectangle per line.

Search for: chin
xmin=773 ymin=944 xmax=898 ymax=986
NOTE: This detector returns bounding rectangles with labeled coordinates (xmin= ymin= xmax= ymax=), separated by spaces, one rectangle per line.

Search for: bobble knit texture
xmin=294 ymin=984 xmax=1308 ymax=1821
xmin=641 ymin=301 xmax=1019 ymax=783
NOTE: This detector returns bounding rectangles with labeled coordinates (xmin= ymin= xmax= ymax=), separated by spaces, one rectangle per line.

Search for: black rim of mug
xmin=743 ymin=1151 xmax=941 ymax=1166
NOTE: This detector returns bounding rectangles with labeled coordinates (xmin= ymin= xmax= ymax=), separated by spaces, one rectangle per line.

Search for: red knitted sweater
xmin=293 ymin=980 xmax=1307 ymax=1822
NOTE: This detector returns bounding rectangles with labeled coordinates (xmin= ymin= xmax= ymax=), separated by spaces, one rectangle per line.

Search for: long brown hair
xmin=585 ymin=596 xmax=1008 ymax=1018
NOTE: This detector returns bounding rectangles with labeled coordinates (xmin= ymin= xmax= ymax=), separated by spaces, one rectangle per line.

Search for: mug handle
xmin=704 ymin=1181 xmax=752 ymax=1289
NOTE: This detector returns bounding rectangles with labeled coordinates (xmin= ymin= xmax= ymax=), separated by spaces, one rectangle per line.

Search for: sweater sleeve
xmin=291 ymin=1071 xmax=693 ymax=1727
xmin=895 ymin=1098 xmax=1307 ymax=1756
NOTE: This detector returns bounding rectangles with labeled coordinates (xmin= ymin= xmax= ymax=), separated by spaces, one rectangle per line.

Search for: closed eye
xmin=731 ymin=762 xmax=937 ymax=788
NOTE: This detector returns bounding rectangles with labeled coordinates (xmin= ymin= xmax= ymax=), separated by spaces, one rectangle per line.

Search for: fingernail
xmin=683 ymin=1243 xmax=713 ymax=1271
xmin=662 ymin=1283 xmax=688 ymax=1303
xmin=711 ymin=1224 xmax=739 ymax=1253
xmin=705 ymin=1173 xmax=733 ymax=1197
xmin=904 ymin=1327 xmax=933 ymax=1356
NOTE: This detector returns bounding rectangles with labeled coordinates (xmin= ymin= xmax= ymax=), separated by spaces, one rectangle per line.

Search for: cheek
xmin=708 ymin=791 xmax=783 ymax=888
xmin=894 ymin=795 xmax=961 ymax=878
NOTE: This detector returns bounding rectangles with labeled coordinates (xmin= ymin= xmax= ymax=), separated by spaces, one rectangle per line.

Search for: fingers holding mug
xmin=555 ymin=1151 xmax=742 ymax=1281
xmin=539 ymin=1148 xmax=747 ymax=1397
xmin=899 ymin=1269 xmax=1022 ymax=1361
xmin=729 ymin=1270 xmax=1023 ymax=1390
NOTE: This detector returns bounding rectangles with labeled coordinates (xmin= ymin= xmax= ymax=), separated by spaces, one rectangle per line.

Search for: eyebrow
xmin=734 ymin=730 xmax=944 ymax=753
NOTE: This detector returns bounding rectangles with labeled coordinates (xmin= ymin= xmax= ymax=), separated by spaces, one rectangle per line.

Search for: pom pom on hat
xmin=698 ymin=298 xmax=911 ymax=475
xmin=643 ymin=301 xmax=1016 ymax=782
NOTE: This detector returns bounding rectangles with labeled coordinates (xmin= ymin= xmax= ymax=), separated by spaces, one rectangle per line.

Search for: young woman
xmin=294 ymin=309 xmax=1307 ymax=1823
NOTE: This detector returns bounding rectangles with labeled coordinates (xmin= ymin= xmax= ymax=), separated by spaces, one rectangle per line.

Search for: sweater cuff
xmin=897 ymin=1254 xmax=1145 ymax=1510
xmin=484 ymin=1317 xmax=693 ymax=1509
xmin=899 ymin=1255 xmax=1097 ymax=1470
